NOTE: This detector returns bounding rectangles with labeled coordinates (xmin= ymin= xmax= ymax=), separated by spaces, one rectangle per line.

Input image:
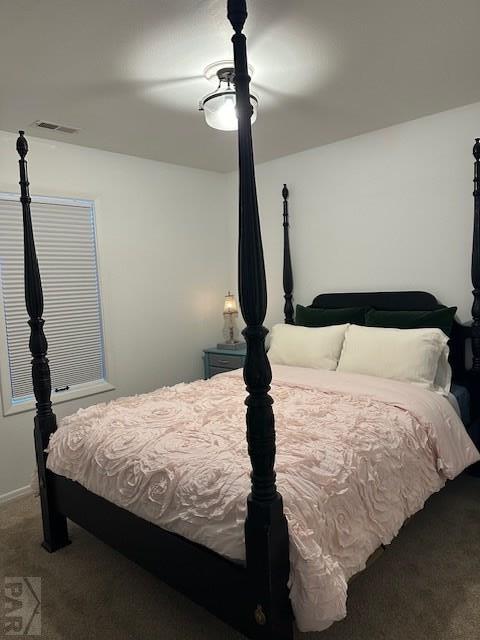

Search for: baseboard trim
xmin=0 ymin=485 xmax=32 ymax=505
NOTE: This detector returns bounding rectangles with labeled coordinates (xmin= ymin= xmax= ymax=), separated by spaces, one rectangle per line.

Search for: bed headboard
xmin=280 ymin=141 xmax=480 ymax=417
xmin=310 ymin=290 xmax=469 ymax=384
xmin=311 ymin=290 xmax=438 ymax=310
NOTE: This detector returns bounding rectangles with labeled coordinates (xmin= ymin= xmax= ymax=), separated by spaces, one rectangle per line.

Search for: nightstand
xmin=203 ymin=345 xmax=247 ymax=379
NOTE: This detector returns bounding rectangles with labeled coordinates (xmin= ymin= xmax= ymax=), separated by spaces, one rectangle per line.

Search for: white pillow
xmin=434 ymin=345 xmax=452 ymax=395
xmin=337 ymin=324 xmax=449 ymax=392
xmin=268 ymin=323 xmax=349 ymax=370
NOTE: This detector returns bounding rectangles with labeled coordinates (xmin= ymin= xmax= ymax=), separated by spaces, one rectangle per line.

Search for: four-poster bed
xmin=13 ymin=1 xmax=480 ymax=638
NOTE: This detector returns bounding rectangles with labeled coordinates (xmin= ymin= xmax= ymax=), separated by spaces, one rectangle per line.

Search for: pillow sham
xmin=365 ymin=307 xmax=457 ymax=337
xmin=434 ymin=345 xmax=453 ymax=396
xmin=296 ymin=304 xmax=367 ymax=327
xmin=268 ymin=323 xmax=349 ymax=370
xmin=337 ymin=324 xmax=450 ymax=392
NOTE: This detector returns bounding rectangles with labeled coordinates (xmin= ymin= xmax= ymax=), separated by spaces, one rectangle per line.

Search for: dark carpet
xmin=1 ymin=475 xmax=479 ymax=639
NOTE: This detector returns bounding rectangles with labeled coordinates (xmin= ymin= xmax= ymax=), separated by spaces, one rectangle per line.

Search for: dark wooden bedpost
xmin=227 ymin=3 xmax=292 ymax=638
xmin=282 ymin=184 xmax=294 ymax=324
xmin=16 ymin=131 xmax=69 ymax=552
xmin=472 ymin=138 xmax=480 ymax=376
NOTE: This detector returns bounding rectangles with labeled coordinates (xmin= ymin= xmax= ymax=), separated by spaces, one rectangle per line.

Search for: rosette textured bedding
xmin=46 ymin=365 xmax=479 ymax=632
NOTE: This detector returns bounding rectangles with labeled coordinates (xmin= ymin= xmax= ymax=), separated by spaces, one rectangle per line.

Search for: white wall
xmin=3 ymin=99 xmax=480 ymax=500
xmin=0 ymin=130 xmax=230 ymax=500
xmin=227 ymin=102 xmax=480 ymax=330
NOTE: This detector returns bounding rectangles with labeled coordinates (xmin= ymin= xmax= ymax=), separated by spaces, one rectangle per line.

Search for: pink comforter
xmin=47 ymin=365 xmax=479 ymax=632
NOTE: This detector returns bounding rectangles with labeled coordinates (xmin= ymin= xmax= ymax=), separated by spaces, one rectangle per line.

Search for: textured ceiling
xmin=1 ymin=0 xmax=480 ymax=172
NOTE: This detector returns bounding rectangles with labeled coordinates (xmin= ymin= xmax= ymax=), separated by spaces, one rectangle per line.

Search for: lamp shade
xmin=223 ymin=292 xmax=238 ymax=314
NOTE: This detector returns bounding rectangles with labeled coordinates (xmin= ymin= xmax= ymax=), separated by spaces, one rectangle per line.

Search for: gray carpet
xmin=1 ymin=475 xmax=479 ymax=639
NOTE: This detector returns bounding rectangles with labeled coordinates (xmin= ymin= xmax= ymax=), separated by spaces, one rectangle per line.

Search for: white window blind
xmin=0 ymin=194 xmax=106 ymax=405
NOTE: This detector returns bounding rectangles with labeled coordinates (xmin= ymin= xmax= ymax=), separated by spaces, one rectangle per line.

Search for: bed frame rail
xmin=53 ymin=476 xmax=262 ymax=638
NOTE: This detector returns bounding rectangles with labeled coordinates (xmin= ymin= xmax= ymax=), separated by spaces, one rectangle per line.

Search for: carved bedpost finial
xmin=473 ymin=138 xmax=480 ymax=163
xmin=227 ymin=0 xmax=247 ymax=33
xmin=282 ymin=183 xmax=289 ymax=201
xmin=472 ymin=138 xmax=480 ymax=374
xmin=17 ymin=130 xmax=29 ymax=158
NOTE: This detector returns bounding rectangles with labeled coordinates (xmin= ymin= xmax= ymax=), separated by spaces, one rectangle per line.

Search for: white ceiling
xmin=1 ymin=0 xmax=480 ymax=172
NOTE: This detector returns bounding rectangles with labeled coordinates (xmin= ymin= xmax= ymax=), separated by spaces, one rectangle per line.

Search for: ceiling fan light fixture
xmin=200 ymin=64 xmax=258 ymax=131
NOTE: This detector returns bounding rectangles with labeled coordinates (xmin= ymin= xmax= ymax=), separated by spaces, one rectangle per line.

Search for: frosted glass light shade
xmin=203 ymin=91 xmax=258 ymax=131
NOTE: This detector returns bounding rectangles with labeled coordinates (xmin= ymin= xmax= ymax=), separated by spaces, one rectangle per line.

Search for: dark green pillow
xmin=295 ymin=304 xmax=367 ymax=327
xmin=365 ymin=307 xmax=457 ymax=336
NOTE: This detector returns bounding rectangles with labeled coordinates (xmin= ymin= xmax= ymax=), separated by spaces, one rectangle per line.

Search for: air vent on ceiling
xmin=33 ymin=120 xmax=80 ymax=134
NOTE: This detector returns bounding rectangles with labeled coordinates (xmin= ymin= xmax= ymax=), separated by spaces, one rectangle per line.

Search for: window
xmin=0 ymin=193 xmax=112 ymax=415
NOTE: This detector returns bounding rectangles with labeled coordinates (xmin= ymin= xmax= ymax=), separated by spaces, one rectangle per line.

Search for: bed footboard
xmin=51 ymin=473 xmax=292 ymax=640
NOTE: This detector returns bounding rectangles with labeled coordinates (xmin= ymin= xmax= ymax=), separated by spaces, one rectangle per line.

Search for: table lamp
xmin=217 ymin=291 xmax=243 ymax=350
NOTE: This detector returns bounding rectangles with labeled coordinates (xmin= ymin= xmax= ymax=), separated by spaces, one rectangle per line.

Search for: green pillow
xmin=365 ymin=307 xmax=457 ymax=336
xmin=295 ymin=304 xmax=367 ymax=327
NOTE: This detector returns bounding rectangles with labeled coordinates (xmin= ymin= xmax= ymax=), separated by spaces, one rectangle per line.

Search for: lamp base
xmin=217 ymin=341 xmax=245 ymax=351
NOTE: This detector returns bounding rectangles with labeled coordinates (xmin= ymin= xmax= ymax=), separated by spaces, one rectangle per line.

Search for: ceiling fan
xmin=144 ymin=58 xmax=281 ymax=131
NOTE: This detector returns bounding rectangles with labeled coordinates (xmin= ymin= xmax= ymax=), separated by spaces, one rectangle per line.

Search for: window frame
xmin=0 ymin=192 xmax=114 ymax=417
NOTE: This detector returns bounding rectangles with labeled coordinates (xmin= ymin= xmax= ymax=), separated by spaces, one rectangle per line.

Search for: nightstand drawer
xmin=209 ymin=353 xmax=244 ymax=369
xmin=203 ymin=346 xmax=246 ymax=379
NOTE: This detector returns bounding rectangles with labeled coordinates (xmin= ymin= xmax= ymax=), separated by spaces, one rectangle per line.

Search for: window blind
xmin=0 ymin=195 xmax=106 ymax=403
